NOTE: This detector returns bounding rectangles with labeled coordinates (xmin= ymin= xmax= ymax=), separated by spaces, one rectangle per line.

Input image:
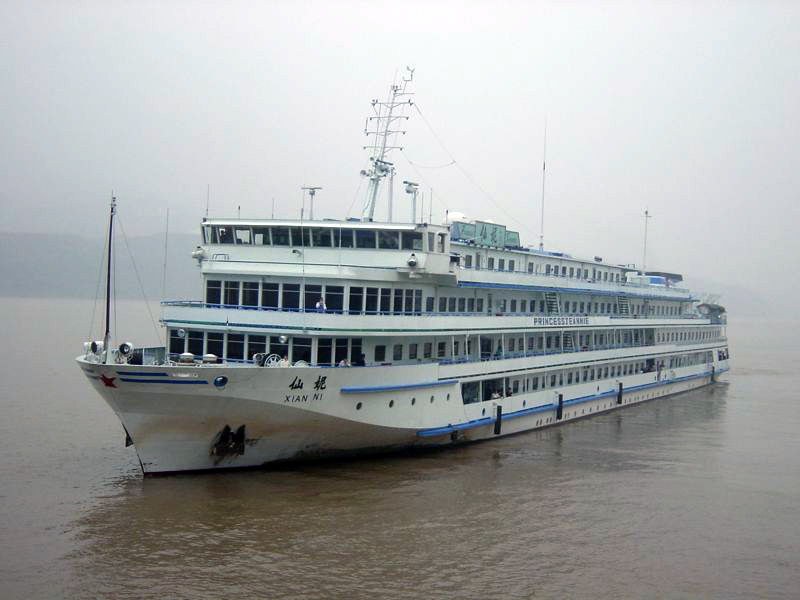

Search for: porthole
xmin=523 ymin=400 xmax=527 ymax=407
xmin=389 ymin=400 xmax=394 ymax=408
xmin=411 ymin=397 xmax=416 ymax=405
xmin=482 ymin=408 xmax=486 ymax=416
xmin=430 ymin=395 xmax=434 ymax=403
xmin=356 ymin=402 xmax=362 ymax=410
xmin=213 ymin=376 xmax=228 ymax=388
xmin=446 ymin=393 xmax=450 ymax=401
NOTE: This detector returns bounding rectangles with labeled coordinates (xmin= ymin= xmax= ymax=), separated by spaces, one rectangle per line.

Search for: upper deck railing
xmin=161 ymin=300 xmax=704 ymax=320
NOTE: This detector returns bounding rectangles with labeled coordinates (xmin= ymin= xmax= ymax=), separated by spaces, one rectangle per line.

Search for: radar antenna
xmin=360 ymin=67 xmax=415 ymax=222
xmin=302 ymin=186 xmax=322 ymax=220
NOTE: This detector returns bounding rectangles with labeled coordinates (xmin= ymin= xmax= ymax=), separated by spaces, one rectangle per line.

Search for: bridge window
xmin=272 ymin=227 xmax=290 ymax=246
xmin=234 ymin=228 xmax=251 ymax=245
xmin=290 ymin=227 xmax=310 ymax=247
xmin=509 ymin=260 xmax=515 ymax=271
xmin=401 ymin=231 xmax=423 ymax=250
xmin=336 ymin=229 xmax=354 ymax=248
xmin=312 ymin=228 xmax=332 ymax=247
xmin=217 ymin=226 xmax=234 ymax=244
xmin=357 ymin=230 xmax=376 ymax=248
xmin=393 ymin=344 xmax=403 ymax=360
xmin=253 ymin=227 xmax=270 ymax=245
xmin=498 ymin=259 xmax=505 ymax=270
xmin=464 ymin=255 xmax=473 ymax=268
xmin=488 ymin=257 xmax=495 ymax=270
xmin=378 ymin=230 xmax=400 ymax=249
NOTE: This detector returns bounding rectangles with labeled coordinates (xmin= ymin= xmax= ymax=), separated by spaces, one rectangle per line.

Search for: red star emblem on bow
xmin=100 ymin=374 xmax=117 ymax=388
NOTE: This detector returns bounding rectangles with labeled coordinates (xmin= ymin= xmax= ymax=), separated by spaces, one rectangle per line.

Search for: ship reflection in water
xmin=66 ymin=387 xmax=739 ymax=599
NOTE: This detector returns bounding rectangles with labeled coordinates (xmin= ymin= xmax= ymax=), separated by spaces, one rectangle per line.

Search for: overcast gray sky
xmin=2 ymin=1 xmax=798 ymax=304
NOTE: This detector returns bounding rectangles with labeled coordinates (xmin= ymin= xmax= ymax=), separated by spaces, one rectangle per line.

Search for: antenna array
xmin=360 ymin=67 xmax=415 ymax=221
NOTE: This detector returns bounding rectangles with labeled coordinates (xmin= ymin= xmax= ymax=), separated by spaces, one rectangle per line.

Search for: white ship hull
xmin=78 ymin=358 xmax=729 ymax=474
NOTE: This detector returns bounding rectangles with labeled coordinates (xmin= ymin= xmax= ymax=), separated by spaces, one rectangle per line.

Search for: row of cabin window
xmin=461 ymin=351 xmax=714 ymax=403
xmin=461 ymin=254 xmax=622 ymax=282
xmin=657 ymin=328 xmax=722 ymax=343
xmin=168 ymin=329 xmax=365 ymax=365
xmin=206 ymin=280 xmax=424 ymax=314
xmin=167 ymin=326 xmax=709 ymax=367
xmin=206 ymin=279 xmax=682 ymax=319
xmin=368 ymin=328 xmax=656 ymax=364
xmin=205 ymin=225 xmax=445 ymax=252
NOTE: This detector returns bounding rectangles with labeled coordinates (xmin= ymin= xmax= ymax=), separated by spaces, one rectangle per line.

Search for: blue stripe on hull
xmin=417 ymin=370 xmax=714 ymax=437
xmin=341 ymin=379 xmax=458 ymax=394
xmin=119 ymin=378 xmax=208 ymax=385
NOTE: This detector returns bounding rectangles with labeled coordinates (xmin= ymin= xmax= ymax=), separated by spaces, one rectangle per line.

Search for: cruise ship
xmin=77 ymin=74 xmax=730 ymax=475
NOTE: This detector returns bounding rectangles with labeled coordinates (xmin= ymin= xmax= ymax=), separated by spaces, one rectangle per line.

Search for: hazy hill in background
xmin=0 ymin=231 xmax=769 ymax=318
xmin=0 ymin=231 xmax=200 ymax=301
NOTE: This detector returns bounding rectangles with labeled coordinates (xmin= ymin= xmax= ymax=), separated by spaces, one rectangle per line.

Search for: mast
xmin=103 ymin=194 xmax=117 ymax=362
xmin=539 ymin=121 xmax=547 ymax=251
xmin=361 ymin=67 xmax=415 ymax=222
xmin=641 ymin=209 xmax=651 ymax=275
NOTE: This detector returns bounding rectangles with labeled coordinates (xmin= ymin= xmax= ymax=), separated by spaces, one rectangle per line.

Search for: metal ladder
xmin=545 ymin=292 xmax=561 ymax=315
xmin=617 ymin=296 xmax=630 ymax=316
xmin=562 ymin=331 xmax=575 ymax=352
